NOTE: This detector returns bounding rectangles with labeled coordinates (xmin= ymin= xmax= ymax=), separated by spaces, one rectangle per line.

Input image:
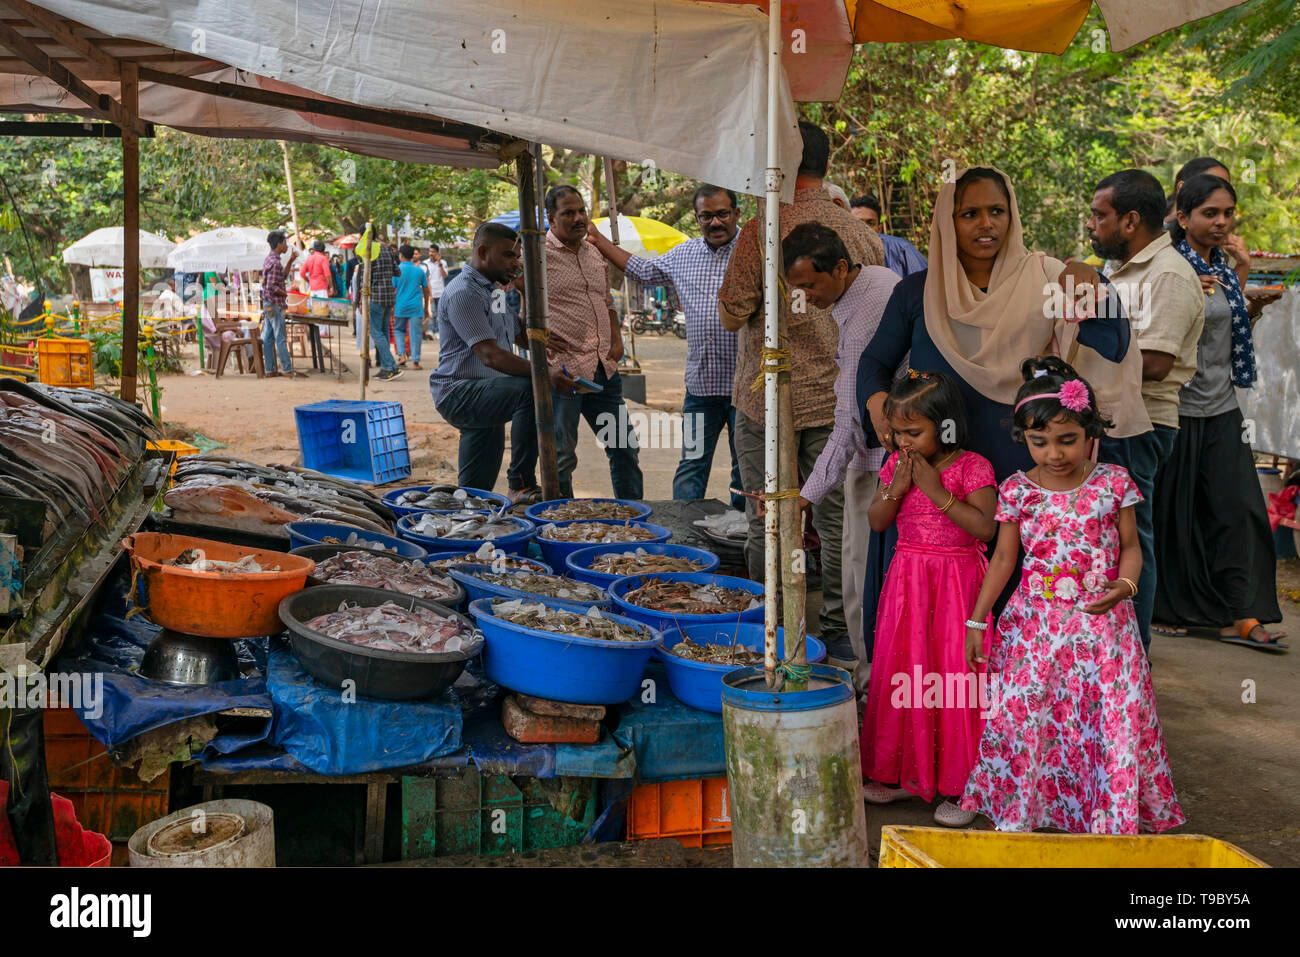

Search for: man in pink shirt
xmin=785 ymin=222 xmax=900 ymax=691
xmin=303 ymin=240 xmax=334 ymax=298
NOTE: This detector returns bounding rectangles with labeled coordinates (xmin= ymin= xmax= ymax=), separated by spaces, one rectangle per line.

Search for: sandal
xmin=1151 ymin=623 xmax=1187 ymax=637
xmin=933 ymin=800 xmax=977 ymax=828
xmin=863 ymin=782 xmax=915 ymax=805
xmin=508 ymin=487 xmax=542 ymax=506
xmin=1220 ymin=619 xmax=1289 ymax=652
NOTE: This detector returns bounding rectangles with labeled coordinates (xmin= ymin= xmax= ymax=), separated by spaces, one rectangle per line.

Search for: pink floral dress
xmin=959 ymin=463 xmax=1185 ymax=834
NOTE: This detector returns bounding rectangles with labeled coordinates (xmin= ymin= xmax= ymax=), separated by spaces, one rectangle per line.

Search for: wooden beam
xmin=0 ymin=120 xmax=153 ymax=136
xmin=119 ymin=60 xmax=139 ymax=404
xmin=1 ymin=0 xmax=118 ymax=75
xmin=0 ymin=57 xmax=118 ymax=80
xmin=137 ymin=66 xmax=500 ymax=144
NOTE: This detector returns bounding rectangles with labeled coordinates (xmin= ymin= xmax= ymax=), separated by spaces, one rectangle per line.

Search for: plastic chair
xmin=214 ymin=331 xmax=265 ymax=378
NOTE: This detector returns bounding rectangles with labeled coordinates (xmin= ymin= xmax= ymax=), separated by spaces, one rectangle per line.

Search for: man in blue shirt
xmin=850 ymin=194 xmax=927 ymax=278
xmin=430 ymin=223 xmax=575 ymax=502
xmin=392 ymin=244 xmax=429 ymax=369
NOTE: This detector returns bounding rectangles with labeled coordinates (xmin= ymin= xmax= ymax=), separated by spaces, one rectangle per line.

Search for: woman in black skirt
xmin=1152 ymin=174 xmax=1286 ymax=650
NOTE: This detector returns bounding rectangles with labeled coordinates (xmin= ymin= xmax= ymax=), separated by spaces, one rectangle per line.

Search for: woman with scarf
xmin=854 ymin=167 xmax=1146 ymax=663
xmin=1153 ymin=174 xmax=1286 ymax=650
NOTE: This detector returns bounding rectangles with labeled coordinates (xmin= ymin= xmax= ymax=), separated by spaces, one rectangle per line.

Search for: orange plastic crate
xmin=626 ymin=777 xmax=732 ymax=848
xmin=37 ymin=337 xmax=94 ymax=388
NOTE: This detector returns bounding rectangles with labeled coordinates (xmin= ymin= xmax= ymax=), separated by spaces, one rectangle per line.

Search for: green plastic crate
xmin=401 ymin=770 xmax=595 ymax=859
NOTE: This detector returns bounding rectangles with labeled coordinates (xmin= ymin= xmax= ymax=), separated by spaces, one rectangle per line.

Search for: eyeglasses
xmin=696 ymin=210 xmax=734 ymax=223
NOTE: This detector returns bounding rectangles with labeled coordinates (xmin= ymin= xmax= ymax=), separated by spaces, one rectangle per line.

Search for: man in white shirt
xmin=419 ymin=245 xmax=448 ymax=340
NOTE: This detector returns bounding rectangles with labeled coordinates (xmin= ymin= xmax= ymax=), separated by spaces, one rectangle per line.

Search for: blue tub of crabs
xmin=468 ymin=596 xmax=662 ymax=705
xmin=655 ymin=623 xmax=828 ymax=713
xmin=606 ymin=572 xmax=765 ymax=633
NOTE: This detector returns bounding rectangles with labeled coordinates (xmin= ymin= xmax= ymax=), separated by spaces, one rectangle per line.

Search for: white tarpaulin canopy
xmin=62 ymin=227 xmax=175 ymax=268
xmin=167 ymin=227 xmax=277 ymax=273
xmin=23 ymin=0 xmax=803 ymax=200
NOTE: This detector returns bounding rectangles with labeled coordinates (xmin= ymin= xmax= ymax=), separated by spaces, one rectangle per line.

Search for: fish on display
xmin=396 ymin=486 xmax=498 ymax=510
xmin=623 ymin=578 xmax=761 ymax=614
xmin=162 ymin=548 xmax=280 ymax=574
xmin=667 ymin=636 xmax=764 ymax=666
xmin=489 ymin=598 xmax=650 ymax=642
xmin=539 ymin=521 xmax=659 ymax=543
xmin=534 ymin=500 xmax=643 ymax=521
xmin=589 ymin=548 xmax=705 ymax=576
xmin=465 ymin=568 xmax=606 ymax=603
xmin=313 ymin=550 xmax=459 ymax=602
xmin=425 ymin=542 xmax=537 ymax=570
xmin=408 ymin=511 xmax=523 ymax=540
xmin=304 ymin=600 xmax=470 ymax=653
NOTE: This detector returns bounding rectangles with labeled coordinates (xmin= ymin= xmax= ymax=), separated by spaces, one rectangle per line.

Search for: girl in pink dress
xmin=960 ymin=358 xmax=1184 ymax=834
xmin=861 ymin=370 xmax=998 ymax=826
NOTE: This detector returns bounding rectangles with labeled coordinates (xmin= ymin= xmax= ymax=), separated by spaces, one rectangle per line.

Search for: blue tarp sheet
xmin=613 ymin=661 xmax=727 ymax=782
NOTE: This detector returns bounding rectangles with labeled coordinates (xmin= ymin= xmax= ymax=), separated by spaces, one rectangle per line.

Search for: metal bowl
xmin=139 ymin=631 xmax=241 ymax=686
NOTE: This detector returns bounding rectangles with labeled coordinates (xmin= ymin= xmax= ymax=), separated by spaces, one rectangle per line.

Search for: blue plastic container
xmin=468 ymin=597 xmax=662 ymax=705
xmin=655 ymin=622 xmax=827 ymax=714
xmin=525 ymin=498 xmax=653 ymax=524
xmin=606 ymin=572 xmax=764 ymax=633
xmin=448 ymin=564 xmax=611 ymax=614
xmin=397 ymin=513 xmax=536 ymax=556
xmin=383 ymin=485 xmax=511 ymax=518
xmin=294 ymin=399 xmax=411 ymax=485
xmin=534 ymin=519 xmax=671 ymax=572
xmin=423 ymin=550 xmax=552 ymax=575
xmin=565 ymin=543 xmax=720 ymax=588
xmin=284 ymin=521 xmax=427 ymax=560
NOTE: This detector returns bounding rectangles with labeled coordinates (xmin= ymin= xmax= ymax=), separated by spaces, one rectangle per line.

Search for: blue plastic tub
xmin=423 ymin=550 xmax=552 ymax=575
xmin=468 ymin=597 xmax=662 ymax=704
xmin=383 ymin=485 xmax=510 ymax=518
xmin=606 ymin=571 xmax=764 ymax=633
xmin=565 ymin=543 xmax=720 ymax=588
xmin=448 ymin=564 xmax=611 ymax=614
xmin=525 ymin=497 xmax=653 ymax=524
xmin=284 ymin=521 xmax=427 ymax=560
xmin=655 ymin=622 xmax=827 ymax=713
xmin=533 ymin=519 xmax=671 ymax=572
xmin=397 ymin=512 xmax=536 ymax=556
xmin=294 ymin=399 xmax=411 ymax=485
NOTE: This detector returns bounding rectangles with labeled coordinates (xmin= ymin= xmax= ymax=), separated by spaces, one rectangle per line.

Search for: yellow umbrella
xmin=592 ymin=215 xmax=691 ymax=257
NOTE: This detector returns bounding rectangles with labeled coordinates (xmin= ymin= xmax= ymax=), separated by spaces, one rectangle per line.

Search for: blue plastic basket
xmin=606 ymin=572 xmax=765 ymax=633
xmin=654 ymin=622 xmax=827 ymax=713
xmin=384 ymin=485 xmax=511 ymax=518
xmin=564 ymin=543 xmax=720 ymax=588
xmin=397 ymin=513 xmax=536 ymax=556
xmin=525 ymin=498 xmax=653 ymax=524
xmin=284 ymin=521 xmax=427 ymax=560
xmin=468 ymin=597 xmax=662 ymax=704
xmin=294 ymin=399 xmax=411 ymax=485
xmin=533 ymin=519 xmax=671 ymax=571
xmin=448 ymin=564 xmax=611 ymax=614
xmin=423 ymin=550 xmax=552 ymax=575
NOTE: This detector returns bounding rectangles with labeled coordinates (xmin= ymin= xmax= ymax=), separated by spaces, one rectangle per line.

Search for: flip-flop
xmin=1219 ymin=621 xmax=1289 ymax=652
xmin=1151 ymin=623 xmax=1187 ymax=637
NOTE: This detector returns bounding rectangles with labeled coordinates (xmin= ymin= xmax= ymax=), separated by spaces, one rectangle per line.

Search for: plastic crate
xmin=626 ymin=776 xmax=732 ymax=848
xmin=43 ymin=707 xmax=170 ymax=867
xmin=878 ymin=826 xmax=1269 ymax=868
xmin=36 ymin=337 xmax=94 ymax=388
xmin=400 ymin=769 xmax=595 ymax=859
xmin=294 ymin=399 xmax=411 ymax=485
xmin=146 ymin=439 xmax=200 ymax=476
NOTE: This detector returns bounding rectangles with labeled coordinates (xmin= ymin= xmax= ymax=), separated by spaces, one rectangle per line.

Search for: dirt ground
xmin=148 ymin=329 xmax=1300 ymax=867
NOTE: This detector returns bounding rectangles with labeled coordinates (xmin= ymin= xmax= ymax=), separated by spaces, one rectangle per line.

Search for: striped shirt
xmin=622 ymin=234 xmax=738 ymax=397
xmin=428 ymin=264 xmax=516 ymax=404
xmin=261 ymin=249 xmax=287 ymax=306
xmin=545 ymin=229 xmax=616 ymax=380
xmin=801 ymin=265 xmax=900 ymax=504
xmin=368 ymin=245 xmax=399 ymax=309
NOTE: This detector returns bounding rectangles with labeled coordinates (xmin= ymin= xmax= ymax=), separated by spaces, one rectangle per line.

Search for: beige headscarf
xmin=922 ymin=167 xmax=1075 ymax=405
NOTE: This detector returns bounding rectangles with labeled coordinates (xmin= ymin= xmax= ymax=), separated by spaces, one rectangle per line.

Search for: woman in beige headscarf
xmin=858 ymin=166 xmax=1146 ymax=483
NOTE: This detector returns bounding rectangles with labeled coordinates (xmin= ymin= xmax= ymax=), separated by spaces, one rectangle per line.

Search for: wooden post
xmin=120 ymin=61 xmax=140 ymax=403
xmin=516 ymin=144 xmax=560 ymax=499
xmin=281 ymin=141 xmax=303 ymax=250
xmin=359 ymin=223 xmax=373 ymax=400
xmin=602 ymin=157 xmax=636 ymax=367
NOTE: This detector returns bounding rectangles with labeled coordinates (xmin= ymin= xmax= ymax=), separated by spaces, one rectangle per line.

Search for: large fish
xmin=163 ymin=484 xmax=302 ymax=535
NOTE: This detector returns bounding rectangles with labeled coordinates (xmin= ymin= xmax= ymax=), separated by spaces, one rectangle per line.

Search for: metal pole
xmin=359 ymin=223 xmax=373 ymax=400
xmin=762 ymin=0 xmax=782 ymax=687
xmin=517 ymin=144 xmax=561 ymax=499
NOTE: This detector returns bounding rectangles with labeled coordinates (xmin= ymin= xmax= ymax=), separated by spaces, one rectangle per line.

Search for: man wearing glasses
xmin=586 ymin=185 xmax=744 ymax=508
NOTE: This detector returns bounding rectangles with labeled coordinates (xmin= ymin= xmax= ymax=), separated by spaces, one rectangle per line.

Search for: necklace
xmin=930 ymin=449 xmax=960 ymax=471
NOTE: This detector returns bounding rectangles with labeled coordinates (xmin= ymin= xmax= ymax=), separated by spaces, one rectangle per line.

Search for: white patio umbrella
xmin=167 ymin=227 xmax=278 ymax=273
xmin=62 ymin=227 xmax=176 ymax=268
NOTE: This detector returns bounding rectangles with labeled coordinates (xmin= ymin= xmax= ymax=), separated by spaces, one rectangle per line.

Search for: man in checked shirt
xmin=586 ymin=185 xmax=744 ymax=509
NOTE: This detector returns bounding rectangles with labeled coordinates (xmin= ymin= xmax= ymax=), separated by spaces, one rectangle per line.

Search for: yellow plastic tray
xmin=879 ymin=826 xmax=1268 ymax=868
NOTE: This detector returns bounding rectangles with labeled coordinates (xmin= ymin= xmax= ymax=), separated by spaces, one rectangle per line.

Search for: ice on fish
xmin=397 ymin=486 xmax=498 ymax=510
xmin=540 ymin=521 xmax=660 ymax=544
xmin=314 ymin=550 xmax=459 ymax=601
xmin=304 ymin=600 xmax=469 ymax=654
xmin=409 ymin=511 xmax=522 ymax=540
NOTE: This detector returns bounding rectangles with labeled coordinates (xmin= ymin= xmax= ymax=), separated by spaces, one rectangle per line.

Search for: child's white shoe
xmin=934 ymin=800 xmax=977 ymax=827
xmin=863 ymin=782 xmax=914 ymax=805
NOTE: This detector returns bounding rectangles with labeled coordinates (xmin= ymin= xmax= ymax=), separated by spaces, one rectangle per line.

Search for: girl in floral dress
xmin=861 ymin=371 xmax=998 ymax=827
xmin=960 ymin=358 xmax=1184 ymax=834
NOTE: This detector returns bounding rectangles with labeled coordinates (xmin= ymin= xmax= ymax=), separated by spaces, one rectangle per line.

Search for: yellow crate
xmin=879 ymin=826 xmax=1269 ymax=868
xmin=146 ymin=439 xmax=200 ymax=476
xmin=37 ymin=337 xmax=94 ymax=388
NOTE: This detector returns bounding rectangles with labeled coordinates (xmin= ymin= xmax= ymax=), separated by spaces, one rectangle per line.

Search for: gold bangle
xmin=1118 ymin=577 xmax=1138 ymax=598
xmin=938 ymin=491 xmax=956 ymax=513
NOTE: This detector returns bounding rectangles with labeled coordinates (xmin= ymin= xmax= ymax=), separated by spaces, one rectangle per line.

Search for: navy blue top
xmin=856 ymin=268 xmax=1131 ymax=483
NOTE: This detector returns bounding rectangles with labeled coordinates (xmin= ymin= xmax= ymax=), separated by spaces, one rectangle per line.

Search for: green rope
xmin=776 ymin=660 xmax=811 ymax=683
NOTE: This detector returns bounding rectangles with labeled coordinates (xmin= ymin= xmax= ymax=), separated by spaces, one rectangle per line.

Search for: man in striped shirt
xmin=586 ymin=185 xmax=743 ymax=509
xmin=260 ymin=230 xmax=298 ymax=377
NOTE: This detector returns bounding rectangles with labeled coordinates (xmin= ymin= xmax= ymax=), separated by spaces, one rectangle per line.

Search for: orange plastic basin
xmin=123 ymin=533 xmax=315 ymax=638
